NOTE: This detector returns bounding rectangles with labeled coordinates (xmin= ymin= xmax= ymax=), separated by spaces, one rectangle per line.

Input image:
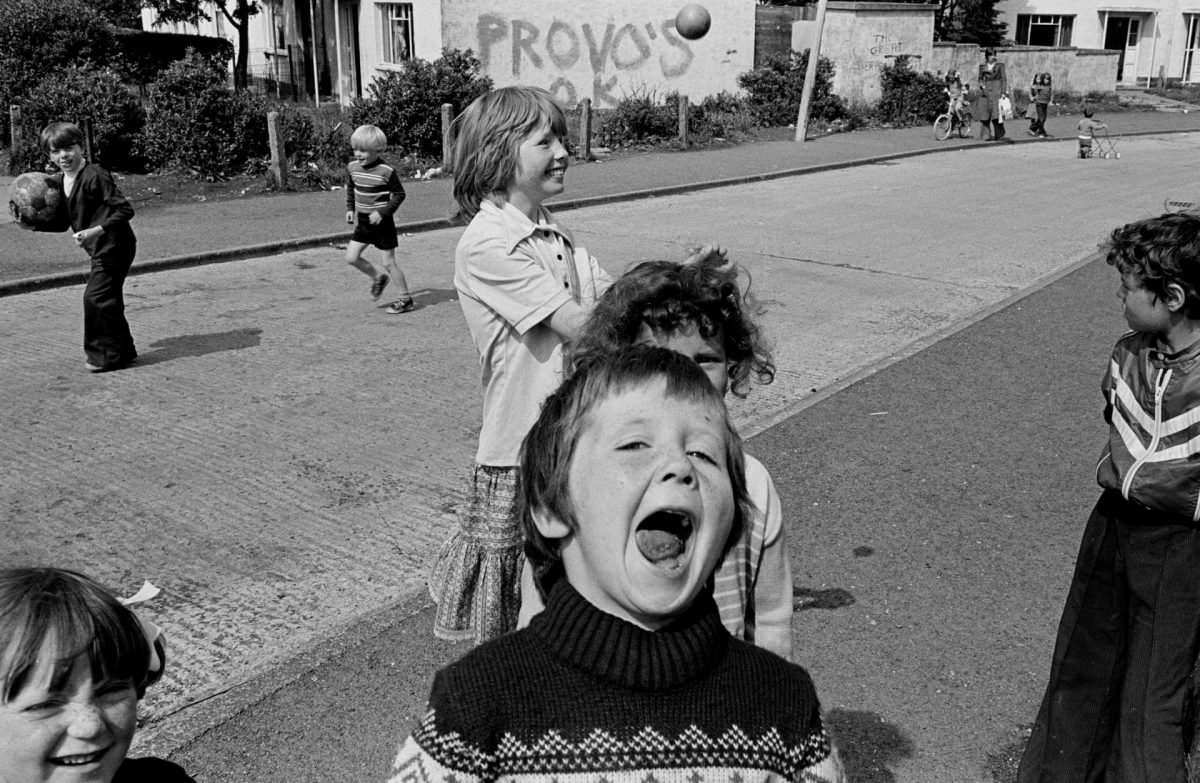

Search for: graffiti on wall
xmin=869 ymin=34 xmax=905 ymax=57
xmin=476 ymin=15 xmax=697 ymax=106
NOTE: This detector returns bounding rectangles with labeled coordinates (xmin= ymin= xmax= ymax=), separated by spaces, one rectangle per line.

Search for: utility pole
xmin=794 ymin=0 xmax=830 ymax=143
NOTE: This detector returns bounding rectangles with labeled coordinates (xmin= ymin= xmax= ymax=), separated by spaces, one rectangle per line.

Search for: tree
xmin=81 ymin=0 xmax=144 ymax=28
xmin=936 ymin=0 xmax=1006 ymax=46
xmin=141 ymin=0 xmax=258 ymax=89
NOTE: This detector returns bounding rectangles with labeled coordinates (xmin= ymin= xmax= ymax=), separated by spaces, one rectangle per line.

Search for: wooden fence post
xmin=9 ymin=105 xmax=22 ymax=155
xmin=576 ymin=98 xmax=592 ymax=160
xmin=678 ymin=95 xmax=690 ymax=147
xmin=441 ymin=103 xmax=453 ymax=172
xmin=80 ymin=118 xmax=95 ymax=162
xmin=267 ymin=110 xmax=289 ymax=190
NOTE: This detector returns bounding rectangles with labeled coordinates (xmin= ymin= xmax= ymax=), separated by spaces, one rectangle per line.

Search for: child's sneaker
xmin=370 ymin=274 xmax=389 ymax=299
xmin=386 ymin=297 xmax=415 ymax=314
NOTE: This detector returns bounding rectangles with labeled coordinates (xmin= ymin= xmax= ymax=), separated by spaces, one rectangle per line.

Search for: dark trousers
xmin=993 ymin=119 xmax=1006 ymax=139
xmin=1032 ymin=103 xmax=1048 ymax=135
xmin=84 ymin=245 xmax=136 ymax=367
xmin=1017 ymin=490 xmax=1200 ymax=783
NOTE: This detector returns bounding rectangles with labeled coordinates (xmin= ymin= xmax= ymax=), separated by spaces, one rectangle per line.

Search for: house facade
xmin=144 ymin=0 xmax=756 ymax=107
xmin=997 ymin=0 xmax=1200 ymax=84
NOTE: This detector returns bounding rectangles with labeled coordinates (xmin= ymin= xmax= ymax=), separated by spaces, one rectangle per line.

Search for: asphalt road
xmin=3 ymin=133 xmax=1197 ymax=781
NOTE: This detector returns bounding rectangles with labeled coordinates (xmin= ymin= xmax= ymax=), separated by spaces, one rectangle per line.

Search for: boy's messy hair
xmin=0 ymin=567 xmax=156 ymax=703
xmin=570 ymin=256 xmax=775 ymax=398
xmin=350 ymin=124 xmax=387 ymax=151
xmin=449 ymin=86 xmax=569 ymax=220
xmin=517 ymin=345 xmax=750 ymax=586
xmin=40 ymin=121 xmax=84 ymax=152
xmin=1105 ymin=212 xmax=1200 ymax=318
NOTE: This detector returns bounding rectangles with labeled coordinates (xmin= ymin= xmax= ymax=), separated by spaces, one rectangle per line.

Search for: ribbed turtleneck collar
xmin=528 ymin=578 xmax=728 ymax=690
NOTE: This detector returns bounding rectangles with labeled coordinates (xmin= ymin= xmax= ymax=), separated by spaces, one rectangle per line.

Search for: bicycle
xmin=933 ymin=101 xmax=972 ymax=140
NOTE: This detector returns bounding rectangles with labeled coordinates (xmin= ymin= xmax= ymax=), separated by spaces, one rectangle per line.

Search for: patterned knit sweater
xmin=388 ymin=580 xmax=843 ymax=782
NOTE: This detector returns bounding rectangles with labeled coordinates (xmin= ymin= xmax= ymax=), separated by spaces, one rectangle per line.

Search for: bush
xmin=876 ymin=56 xmax=946 ymax=125
xmin=0 ymin=0 xmax=121 ymax=143
xmin=692 ymin=91 xmax=755 ymax=141
xmin=273 ymin=105 xmax=354 ymax=189
xmin=349 ymin=48 xmax=492 ymax=158
xmin=738 ymin=50 xmax=845 ymax=126
xmin=596 ymin=89 xmax=678 ymax=147
xmin=9 ymin=65 xmax=146 ymax=175
xmin=141 ymin=50 xmax=269 ymax=180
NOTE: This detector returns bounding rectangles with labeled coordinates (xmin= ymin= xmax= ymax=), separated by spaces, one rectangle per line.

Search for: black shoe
xmin=370 ymin=274 xmax=389 ymax=300
xmin=386 ymin=297 xmax=415 ymax=314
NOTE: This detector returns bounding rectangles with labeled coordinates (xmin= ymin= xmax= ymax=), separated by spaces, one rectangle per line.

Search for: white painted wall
xmin=434 ymin=0 xmax=756 ymax=108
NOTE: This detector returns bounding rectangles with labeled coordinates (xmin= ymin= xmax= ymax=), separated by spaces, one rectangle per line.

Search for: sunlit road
xmin=3 ymin=134 xmax=1196 ymax=780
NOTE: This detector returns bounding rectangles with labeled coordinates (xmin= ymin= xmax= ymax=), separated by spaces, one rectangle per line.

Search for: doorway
xmin=338 ymin=2 xmax=362 ymax=101
xmin=1104 ymin=15 xmax=1140 ymax=83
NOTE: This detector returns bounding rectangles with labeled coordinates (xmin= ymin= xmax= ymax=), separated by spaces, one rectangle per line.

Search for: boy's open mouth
xmin=50 ymin=747 xmax=109 ymax=766
xmin=635 ymin=509 xmax=694 ymax=569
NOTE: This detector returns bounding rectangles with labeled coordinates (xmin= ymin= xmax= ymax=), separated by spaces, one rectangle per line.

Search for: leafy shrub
xmin=274 ymin=105 xmax=354 ymax=189
xmin=141 ymin=51 xmax=269 ymax=180
xmin=738 ymin=50 xmax=845 ymax=126
xmin=596 ymin=89 xmax=678 ymax=147
xmin=0 ymin=0 xmax=121 ymax=143
xmin=349 ymin=48 xmax=492 ymax=158
xmin=876 ymin=56 xmax=945 ymax=125
xmin=692 ymin=92 xmax=755 ymax=141
xmin=9 ymin=65 xmax=146 ymax=175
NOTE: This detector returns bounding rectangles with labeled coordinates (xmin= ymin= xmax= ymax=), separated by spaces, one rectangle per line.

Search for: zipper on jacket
xmin=1122 ymin=367 xmax=1171 ymax=498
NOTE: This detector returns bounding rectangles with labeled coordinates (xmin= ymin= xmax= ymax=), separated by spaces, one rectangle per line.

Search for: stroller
xmin=1084 ymin=127 xmax=1120 ymax=159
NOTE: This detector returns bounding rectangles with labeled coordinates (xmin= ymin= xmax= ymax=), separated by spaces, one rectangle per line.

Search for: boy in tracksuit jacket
xmin=1019 ymin=212 xmax=1200 ymax=783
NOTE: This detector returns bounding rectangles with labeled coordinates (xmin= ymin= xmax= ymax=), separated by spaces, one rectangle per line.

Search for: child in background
xmin=428 ymin=86 xmax=615 ymax=644
xmin=518 ymin=255 xmax=793 ymax=660
xmin=1076 ymin=105 xmax=1107 ymax=158
xmin=1018 ymin=213 xmax=1200 ymax=783
xmin=1028 ymin=72 xmax=1052 ymax=138
xmin=389 ymin=347 xmax=845 ymax=783
xmin=344 ymin=124 xmax=413 ymax=314
xmin=0 ymin=566 xmax=194 ymax=783
xmin=40 ymin=122 xmax=138 ymax=373
xmin=944 ymin=70 xmax=967 ymax=121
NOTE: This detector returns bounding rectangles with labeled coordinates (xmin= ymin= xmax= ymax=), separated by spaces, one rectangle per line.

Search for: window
xmin=379 ymin=2 xmax=413 ymax=65
xmin=262 ymin=0 xmax=287 ymax=51
xmin=1015 ymin=14 xmax=1074 ymax=46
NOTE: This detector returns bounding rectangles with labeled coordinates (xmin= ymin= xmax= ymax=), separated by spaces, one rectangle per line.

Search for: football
xmin=8 ymin=171 xmax=64 ymax=230
xmin=675 ymin=4 xmax=711 ymax=40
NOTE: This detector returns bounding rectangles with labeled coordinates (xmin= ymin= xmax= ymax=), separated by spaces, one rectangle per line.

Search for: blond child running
xmin=344 ymin=124 xmax=413 ymax=313
xmin=427 ymin=87 xmax=615 ymax=643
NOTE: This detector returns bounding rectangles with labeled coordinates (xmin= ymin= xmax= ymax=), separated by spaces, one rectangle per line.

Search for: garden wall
xmin=930 ymin=43 xmax=1120 ymax=96
xmin=438 ymin=0 xmax=755 ymax=108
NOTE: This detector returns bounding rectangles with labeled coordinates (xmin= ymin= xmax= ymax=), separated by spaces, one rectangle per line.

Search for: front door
xmin=1104 ymin=15 xmax=1141 ymax=83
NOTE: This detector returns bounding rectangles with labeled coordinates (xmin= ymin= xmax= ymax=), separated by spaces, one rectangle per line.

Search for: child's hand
xmin=682 ymin=244 xmax=731 ymax=270
xmin=345 ymin=210 xmax=354 ymax=225
xmin=72 ymin=226 xmax=102 ymax=245
xmin=368 ymin=211 xmax=382 ymax=225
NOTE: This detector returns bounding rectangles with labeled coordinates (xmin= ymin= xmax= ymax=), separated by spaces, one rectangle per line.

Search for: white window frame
xmin=378 ymin=2 xmax=414 ymax=67
xmin=1016 ymin=14 xmax=1074 ymax=46
xmin=1184 ymin=14 xmax=1200 ymax=83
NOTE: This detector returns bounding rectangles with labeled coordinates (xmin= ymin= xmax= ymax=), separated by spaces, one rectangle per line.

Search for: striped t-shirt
xmin=345 ymin=157 xmax=406 ymax=215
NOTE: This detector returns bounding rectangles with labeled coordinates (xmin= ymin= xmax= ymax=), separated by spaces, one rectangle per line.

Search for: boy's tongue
xmin=636 ymin=529 xmax=685 ymax=563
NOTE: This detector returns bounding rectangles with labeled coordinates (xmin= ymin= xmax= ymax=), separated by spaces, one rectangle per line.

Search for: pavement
xmin=3 ymin=101 xmax=1200 ymax=782
xmin=3 ymin=100 xmax=1200 ymax=292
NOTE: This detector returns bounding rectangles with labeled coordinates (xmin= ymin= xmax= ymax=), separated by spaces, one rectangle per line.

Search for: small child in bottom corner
xmin=0 ymin=566 xmax=194 ymax=783
xmin=388 ymin=346 xmax=845 ymax=783
xmin=1017 ymin=213 xmax=1200 ymax=783
xmin=344 ymin=123 xmax=414 ymax=314
xmin=1076 ymin=105 xmax=1107 ymax=158
xmin=517 ymin=253 xmax=793 ymax=660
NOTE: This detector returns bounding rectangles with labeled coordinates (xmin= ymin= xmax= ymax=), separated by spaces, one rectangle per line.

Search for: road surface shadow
xmin=138 ymin=327 xmax=263 ymax=364
xmin=826 ymin=709 xmax=914 ymax=783
xmin=370 ymin=287 xmax=458 ymax=313
xmin=794 ymin=585 xmax=856 ymax=611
